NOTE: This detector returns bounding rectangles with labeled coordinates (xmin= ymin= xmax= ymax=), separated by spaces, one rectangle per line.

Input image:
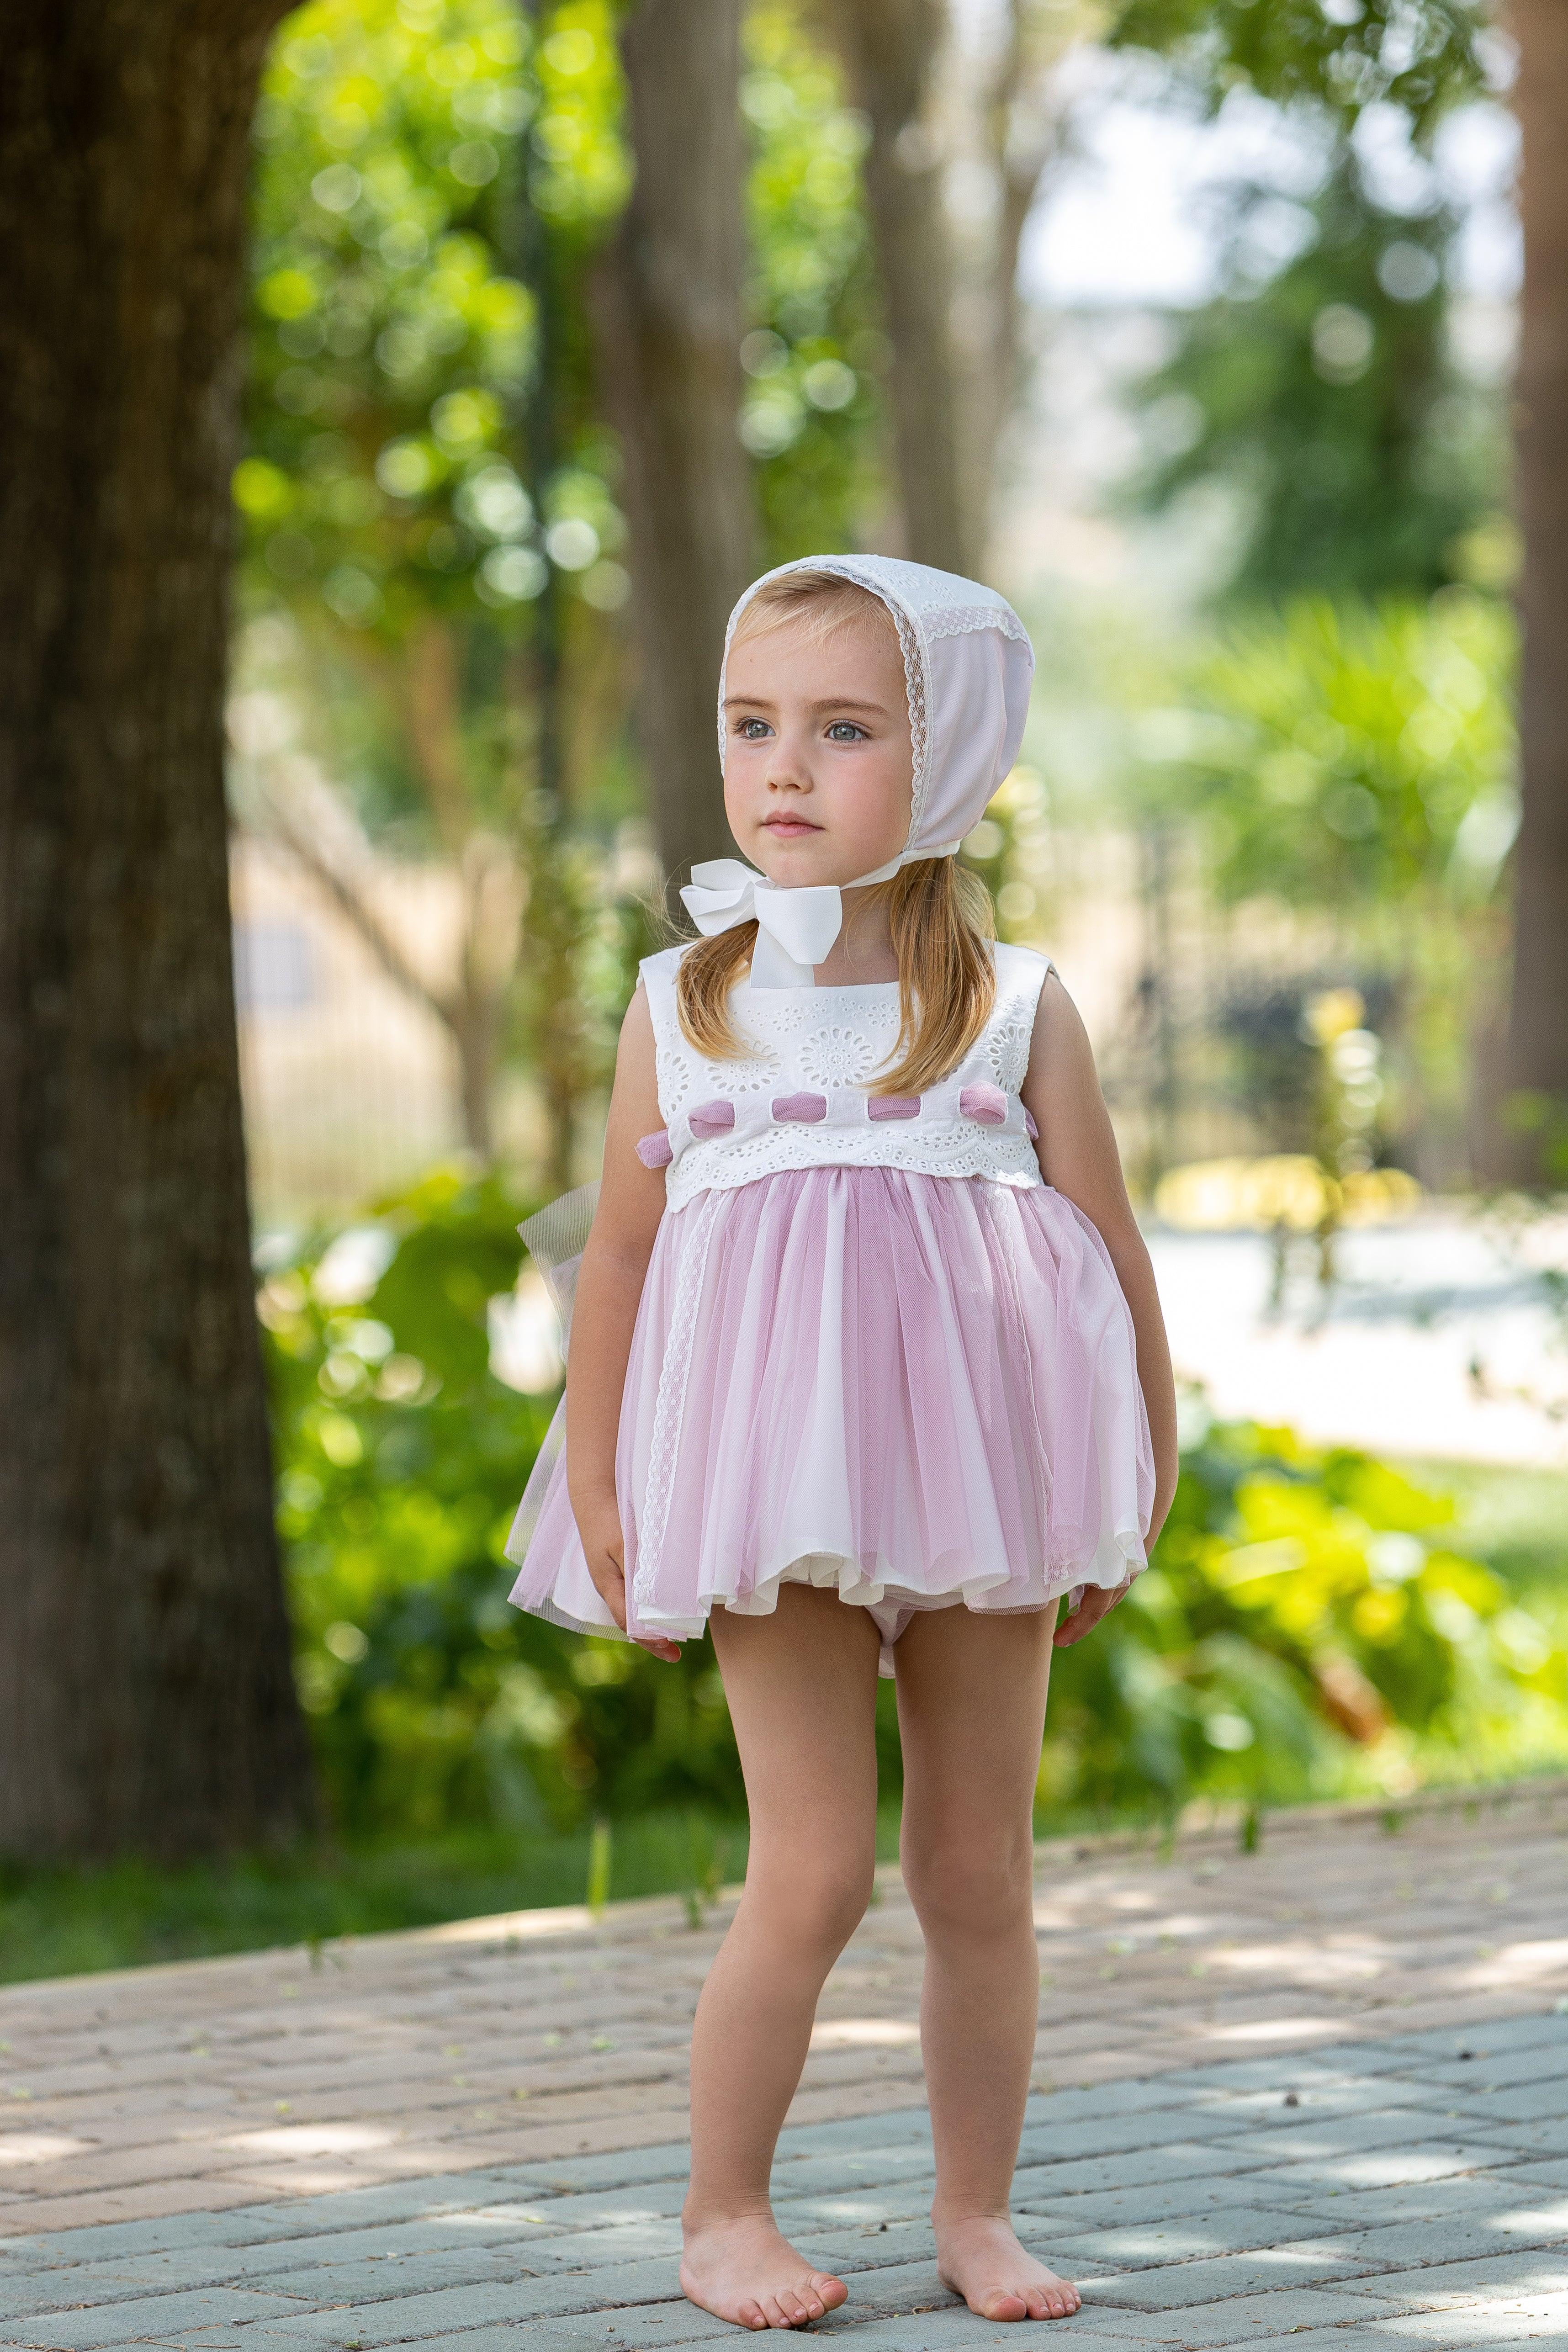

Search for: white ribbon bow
xmin=680 ymin=848 xmax=954 ymax=988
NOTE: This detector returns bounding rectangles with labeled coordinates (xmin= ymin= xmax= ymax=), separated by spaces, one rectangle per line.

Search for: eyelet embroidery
xmin=986 ymin=1017 xmax=1037 ymax=1092
xmin=700 ymin=1050 xmax=779 ymax=1094
xmin=798 ymin=1024 xmax=882 ymax=1089
xmin=655 ymin=1049 xmax=692 ymax=1115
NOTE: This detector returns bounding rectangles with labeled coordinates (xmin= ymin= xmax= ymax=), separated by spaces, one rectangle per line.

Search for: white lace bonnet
xmin=681 ymin=554 xmax=1036 ymax=987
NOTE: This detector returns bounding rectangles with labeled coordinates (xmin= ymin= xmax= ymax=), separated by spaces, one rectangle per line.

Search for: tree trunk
xmin=0 ymin=2 xmax=314 ymax=1861
xmin=826 ymin=0 xmax=974 ymax=577
xmin=593 ymin=0 xmax=755 ymax=895
xmin=1500 ymin=0 xmax=1568 ymax=1180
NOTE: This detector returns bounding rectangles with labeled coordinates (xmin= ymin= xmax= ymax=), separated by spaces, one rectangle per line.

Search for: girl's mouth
xmin=763 ymin=816 xmax=822 ymax=837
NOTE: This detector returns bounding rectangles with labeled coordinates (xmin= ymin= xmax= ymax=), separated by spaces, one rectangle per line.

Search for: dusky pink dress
xmin=505 ymin=942 xmax=1155 ymax=1674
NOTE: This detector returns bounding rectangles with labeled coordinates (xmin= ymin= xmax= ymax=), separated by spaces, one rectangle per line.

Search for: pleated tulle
xmin=506 ymin=1167 xmax=1154 ymax=1668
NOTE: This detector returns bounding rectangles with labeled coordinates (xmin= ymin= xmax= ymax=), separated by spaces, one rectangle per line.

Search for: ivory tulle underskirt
xmin=505 ymin=1166 xmax=1154 ymax=1674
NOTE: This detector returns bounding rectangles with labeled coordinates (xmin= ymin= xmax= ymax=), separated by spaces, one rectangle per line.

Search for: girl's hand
xmin=1053 ymin=1577 xmax=1133 ymax=1648
xmin=575 ymin=1490 xmax=683 ymax=1664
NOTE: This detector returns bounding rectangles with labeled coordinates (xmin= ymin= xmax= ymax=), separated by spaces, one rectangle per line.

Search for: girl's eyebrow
xmin=721 ymin=694 xmax=893 ymax=717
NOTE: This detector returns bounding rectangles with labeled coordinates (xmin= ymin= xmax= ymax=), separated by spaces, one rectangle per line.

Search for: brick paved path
xmin=0 ymin=1785 xmax=1565 ymax=2347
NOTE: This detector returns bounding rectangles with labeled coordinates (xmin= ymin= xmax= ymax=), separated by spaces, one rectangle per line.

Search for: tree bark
xmin=1500 ymin=0 xmax=1568 ymax=1180
xmin=593 ymin=0 xmax=755 ymax=895
xmin=826 ymin=0 xmax=974 ymax=577
xmin=0 ymin=1 xmax=314 ymax=1860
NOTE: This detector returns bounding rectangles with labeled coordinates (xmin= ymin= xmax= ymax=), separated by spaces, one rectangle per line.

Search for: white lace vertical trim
xmin=632 ymin=1186 xmax=722 ymax=1607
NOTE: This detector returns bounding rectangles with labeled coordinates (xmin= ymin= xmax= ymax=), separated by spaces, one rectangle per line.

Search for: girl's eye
xmin=826 ymin=722 xmax=868 ymax=743
xmin=736 ymin=717 xmax=772 ymax=741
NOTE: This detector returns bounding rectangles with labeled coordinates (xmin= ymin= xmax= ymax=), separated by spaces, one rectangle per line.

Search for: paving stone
xmin=1080 ymin=2235 xmax=1377 ymax=2310
xmin=1015 ymin=2111 xmax=1254 ymax=2167
xmin=1470 ymin=2121 xmax=1568 ymax=2161
xmin=1012 ymin=2142 xmax=1271 ymax=2199
xmin=0 ymin=2284 xmax=313 ymax=2347
xmin=1423 ymin=2046 xmax=1568 ymax=2094
xmin=1240 ymin=2139 xmax=1511 ymax=2192
xmin=1277 ymin=2175 xmax=1552 ymax=2232
xmin=1012 ymin=2177 xmax=1332 ymax=2229
xmin=773 ymin=2188 xmax=933 ymax=2231
xmin=1371 ymin=2297 xmax=1568 ymax=2343
xmin=485 ymin=2148 xmax=693 ymax=2197
xmin=0 ymin=2250 xmax=246 ymax=2317
xmin=1228 ymin=2333 xmax=1457 ymax=2352
xmin=187 ymin=2268 xmax=679 ymax=2345
xmin=768 ymin=2147 xmax=939 ymax=2200
xmin=1318 ymin=2206 xmax=1568 ymax=2271
xmin=1084 ymin=2286 xmax=1409 ymax=2343
xmin=1043 ymin=2204 xmax=1339 ymax=2272
xmin=1200 ymin=2109 xmax=1513 ymax=2164
xmin=1337 ymin=2249 xmax=1568 ymax=2301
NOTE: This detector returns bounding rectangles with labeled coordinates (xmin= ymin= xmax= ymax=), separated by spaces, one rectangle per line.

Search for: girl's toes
xmin=815 ymin=2270 xmax=848 ymax=2311
xmin=983 ymin=2288 xmax=1029 ymax=2321
xmin=738 ymin=2304 xmax=767 ymax=2332
xmin=1024 ymin=2286 xmax=1054 ymax=2318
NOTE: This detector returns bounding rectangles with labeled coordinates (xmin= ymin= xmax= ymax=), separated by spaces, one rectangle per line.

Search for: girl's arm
xmin=564 ymin=983 xmax=682 ymax=1663
xmin=1020 ymin=971 xmax=1180 ymax=1649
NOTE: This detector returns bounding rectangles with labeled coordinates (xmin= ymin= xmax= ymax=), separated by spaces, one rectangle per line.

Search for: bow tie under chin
xmin=679 ymin=855 xmax=901 ymax=989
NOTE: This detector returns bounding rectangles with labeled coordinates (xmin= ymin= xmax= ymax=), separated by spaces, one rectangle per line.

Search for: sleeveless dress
xmin=505 ymin=942 xmax=1155 ymax=1673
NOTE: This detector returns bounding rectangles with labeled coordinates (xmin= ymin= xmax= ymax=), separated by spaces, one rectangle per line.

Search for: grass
xmin=0 ymin=1813 xmax=741 ymax=1989
xmin=0 ymin=1809 xmax=923 ymax=1991
xmin=4 ymin=1461 xmax=1563 ymax=1994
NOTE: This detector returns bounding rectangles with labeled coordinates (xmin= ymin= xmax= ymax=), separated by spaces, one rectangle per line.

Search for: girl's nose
xmin=765 ymin=739 xmax=811 ymax=793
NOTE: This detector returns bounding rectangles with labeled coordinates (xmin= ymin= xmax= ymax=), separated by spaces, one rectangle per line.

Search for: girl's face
xmin=721 ymin=611 xmax=913 ymax=888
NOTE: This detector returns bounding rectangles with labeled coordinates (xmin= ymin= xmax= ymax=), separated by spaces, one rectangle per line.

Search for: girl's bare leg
xmin=894 ymin=1600 xmax=1080 ymax=2323
xmin=681 ymin=1583 xmax=883 ymax=2330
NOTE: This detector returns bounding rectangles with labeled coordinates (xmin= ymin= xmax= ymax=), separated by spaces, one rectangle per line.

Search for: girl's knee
xmin=901 ymin=1824 xmax=1034 ymax=1939
xmin=745 ymin=1839 xmax=875 ymax=1956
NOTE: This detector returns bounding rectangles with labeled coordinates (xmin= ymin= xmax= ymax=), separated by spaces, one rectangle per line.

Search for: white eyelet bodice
xmin=640 ymin=942 xmax=1053 ymax=1211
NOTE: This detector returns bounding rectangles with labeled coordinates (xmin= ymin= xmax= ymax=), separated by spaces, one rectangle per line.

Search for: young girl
xmin=507 ymin=555 xmax=1178 ymax=2331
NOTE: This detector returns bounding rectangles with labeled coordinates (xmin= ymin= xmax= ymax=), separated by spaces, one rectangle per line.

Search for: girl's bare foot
xmin=681 ymin=2211 xmax=849 ymax=2331
xmin=935 ymin=2213 xmax=1081 ymax=2322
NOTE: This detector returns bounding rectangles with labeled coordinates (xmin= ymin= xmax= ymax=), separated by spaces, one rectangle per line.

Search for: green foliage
xmin=1108 ymin=0 xmax=1489 ymax=144
xmin=741 ymin=5 xmax=887 ymax=561
xmin=1133 ymin=591 xmax=1516 ymax=908
xmin=1048 ymin=1406 xmax=1568 ymax=1814
xmin=264 ymin=1165 xmax=746 ymax=1837
xmin=245 ymin=0 xmax=629 ymax=643
xmin=245 ymin=0 xmax=884 ymax=652
xmin=1131 ymin=153 xmax=1504 ymax=603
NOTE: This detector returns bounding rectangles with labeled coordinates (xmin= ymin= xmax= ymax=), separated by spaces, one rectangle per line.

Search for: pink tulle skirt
xmin=505 ymin=1167 xmax=1154 ymax=1673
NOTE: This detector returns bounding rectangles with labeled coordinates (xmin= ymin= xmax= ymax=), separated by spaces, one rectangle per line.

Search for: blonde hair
xmin=678 ymin=571 xmax=996 ymax=1097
